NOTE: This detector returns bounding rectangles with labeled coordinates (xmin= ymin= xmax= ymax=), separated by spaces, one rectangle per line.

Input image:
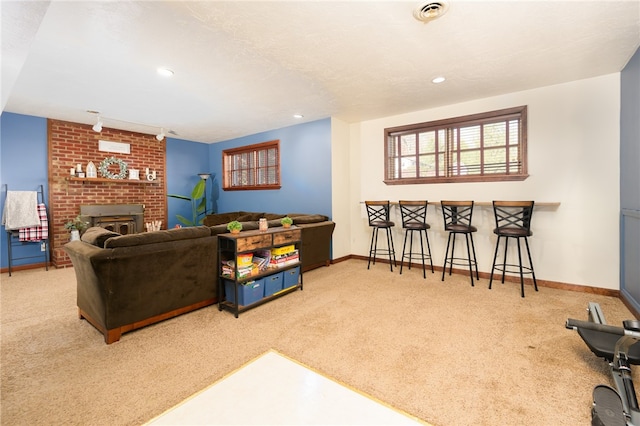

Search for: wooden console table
xmin=218 ymin=226 xmax=303 ymax=318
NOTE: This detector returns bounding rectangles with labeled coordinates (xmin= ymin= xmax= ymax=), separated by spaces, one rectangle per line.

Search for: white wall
xmin=331 ymin=117 xmax=351 ymax=260
xmin=338 ymin=74 xmax=621 ymax=290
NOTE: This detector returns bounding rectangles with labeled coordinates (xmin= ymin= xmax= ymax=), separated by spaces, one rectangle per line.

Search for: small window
xmin=384 ymin=106 xmax=528 ymax=184
xmin=222 ymin=140 xmax=281 ymax=190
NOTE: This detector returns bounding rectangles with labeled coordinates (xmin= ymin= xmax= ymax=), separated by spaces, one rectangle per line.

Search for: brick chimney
xmin=48 ymin=119 xmax=167 ymax=267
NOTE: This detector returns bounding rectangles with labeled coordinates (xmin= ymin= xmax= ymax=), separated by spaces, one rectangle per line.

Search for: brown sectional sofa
xmin=64 ymin=212 xmax=335 ymax=343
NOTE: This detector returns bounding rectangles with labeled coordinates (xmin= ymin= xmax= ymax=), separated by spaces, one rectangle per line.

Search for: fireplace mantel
xmin=66 ymin=177 xmax=160 ymax=184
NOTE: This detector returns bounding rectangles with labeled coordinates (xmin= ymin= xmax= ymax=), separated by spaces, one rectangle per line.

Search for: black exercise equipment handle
xmin=624 ymin=320 xmax=640 ymax=332
xmin=566 ymin=318 xmax=625 ymax=335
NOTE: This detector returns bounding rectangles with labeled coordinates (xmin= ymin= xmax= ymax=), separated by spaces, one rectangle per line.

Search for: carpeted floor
xmin=1 ymin=260 xmax=637 ymax=425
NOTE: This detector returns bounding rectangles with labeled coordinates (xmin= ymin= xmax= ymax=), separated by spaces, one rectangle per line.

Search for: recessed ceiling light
xmin=432 ymin=76 xmax=446 ymax=84
xmin=293 ymin=114 xmax=304 ymax=119
xmin=157 ymin=67 xmax=174 ymax=77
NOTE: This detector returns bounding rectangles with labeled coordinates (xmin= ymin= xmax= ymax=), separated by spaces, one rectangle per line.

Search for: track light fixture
xmin=92 ymin=117 xmax=103 ymax=132
xmin=87 ymin=111 xmax=169 ymax=141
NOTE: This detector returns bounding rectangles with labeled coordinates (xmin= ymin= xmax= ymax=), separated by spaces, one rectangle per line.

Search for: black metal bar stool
xmin=399 ymin=200 xmax=434 ymax=278
xmin=365 ymin=201 xmax=397 ymax=271
xmin=489 ymin=200 xmax=538 ymax=298
xmin=441 ymin=200 xmax=479 ymax=286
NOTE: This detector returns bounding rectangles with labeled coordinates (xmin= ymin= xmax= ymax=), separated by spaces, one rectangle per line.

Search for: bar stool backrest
xmin=492 ymin=201 xmax=535 ymax=235
xmin=441 ymin=200 xmax=474 ymax=231
xmin=399 ymin=200 xmax=428 ymax=228
xmin=365 ymin=201 xmax=392 ymax=227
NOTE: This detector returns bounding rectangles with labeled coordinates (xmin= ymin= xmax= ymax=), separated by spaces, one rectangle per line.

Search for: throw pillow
xmin=81 ymin=227 xmax=121 ymax=247
xmin=292 ymin=214 xmax=329 ymax=224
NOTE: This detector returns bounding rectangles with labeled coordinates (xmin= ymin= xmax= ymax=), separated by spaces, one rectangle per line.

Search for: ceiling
xmin=2 ymin=1 xmax=639 ymax=144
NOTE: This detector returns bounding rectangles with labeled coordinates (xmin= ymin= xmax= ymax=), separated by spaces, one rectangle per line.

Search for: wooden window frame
xmin=222 ymin=140 xmax=281 ymax=191
xmin=384 ymin=106 xmax=528 ymax=185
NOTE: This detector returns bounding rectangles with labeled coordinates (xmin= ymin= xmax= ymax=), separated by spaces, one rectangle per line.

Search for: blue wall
xmin=0 ymin=112 xmax=49 ymax=268
xmin=619 ymin=47 xmax=640 ymax=313
xmin=166 ymin=138 xmax=212 ymax=228
xmin=620 ymin=47 xmax=640 ymax=210
xmin=0 ymin=113 xmax=332 ymax=269
xmin=208 ymin=118 xmax=332 ymax=218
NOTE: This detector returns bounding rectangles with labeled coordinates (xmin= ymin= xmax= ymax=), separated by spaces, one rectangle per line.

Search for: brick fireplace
xmin=48 ymin=119 xmax=167 ymax=267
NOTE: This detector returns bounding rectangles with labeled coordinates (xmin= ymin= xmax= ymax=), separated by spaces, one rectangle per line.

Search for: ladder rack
xmin=3 ymin=184 xmax=50 ymax=276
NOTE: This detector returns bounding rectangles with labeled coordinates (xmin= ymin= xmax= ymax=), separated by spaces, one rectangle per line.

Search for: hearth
xmin=80 ymin=204 xmax=144 ymax=235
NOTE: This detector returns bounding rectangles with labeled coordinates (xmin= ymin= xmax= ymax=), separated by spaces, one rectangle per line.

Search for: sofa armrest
xmin=297 ymin=221 xmax=335 ymax=271
xmin=64 ymin=241 xmax=113 ymax=331
xmin=64 ymin=234 xmax=217 ymax=331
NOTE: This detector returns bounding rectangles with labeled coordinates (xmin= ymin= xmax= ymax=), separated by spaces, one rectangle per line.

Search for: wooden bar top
xmin=361 ymin=201 xmax=560 ymax=207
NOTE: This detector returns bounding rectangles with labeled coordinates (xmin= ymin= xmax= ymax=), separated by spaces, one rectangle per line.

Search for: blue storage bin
xmin=263 ymin=273 xmax=283 ymax=297
xmin=282 ymin=266 xmax=300 ymax=289
xmin=225 ymin=278 xmax=264 ymax=306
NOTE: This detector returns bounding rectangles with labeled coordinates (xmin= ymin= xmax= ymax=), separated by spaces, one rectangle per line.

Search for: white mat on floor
xmin=147 ymin=350 xmax=427 ymax=425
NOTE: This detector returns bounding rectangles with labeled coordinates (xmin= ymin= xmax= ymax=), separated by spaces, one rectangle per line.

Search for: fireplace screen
xmin=92 ymin=216 xmax=136 ymax=234
xmin=80 ymin=204 xmax=144 ymax=235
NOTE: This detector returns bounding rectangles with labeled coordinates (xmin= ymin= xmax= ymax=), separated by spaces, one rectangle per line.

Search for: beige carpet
xmin=1 ymin=260 xmax=637 ymax=425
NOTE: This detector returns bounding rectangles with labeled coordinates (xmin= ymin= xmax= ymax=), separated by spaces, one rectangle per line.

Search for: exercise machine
xmin=566 ymin=302 xmax=640 ymax=426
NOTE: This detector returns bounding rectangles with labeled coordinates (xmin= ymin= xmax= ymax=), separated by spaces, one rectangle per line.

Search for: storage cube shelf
xmin=263 ymin=273 xmax=283 ymax=297
xmin=218 ymin=227 xmax=303 ymax=317
xmin=283 ymin=267 xmax=300 ymax=289
xmin=224 ymin=279 xmax=264 ymax=306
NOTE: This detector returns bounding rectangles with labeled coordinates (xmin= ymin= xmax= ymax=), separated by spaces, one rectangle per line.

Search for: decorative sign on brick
xmin=98 ymin=140 xmax=130 ymax=154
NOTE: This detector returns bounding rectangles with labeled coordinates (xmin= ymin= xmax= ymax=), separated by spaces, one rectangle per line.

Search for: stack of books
xmin=221 ymin=245 xmax=299 ymax=277
xmin=221 ymin=260 xmax=253 ymax=279
xmin=252 ymin=255 xmax=270 ymax=272
xmin=269 ymin=248 xmax=299 ymax=268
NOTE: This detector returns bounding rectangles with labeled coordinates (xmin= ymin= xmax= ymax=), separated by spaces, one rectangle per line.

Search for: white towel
xmin=2 ymin=191 xmax=40 ymax=230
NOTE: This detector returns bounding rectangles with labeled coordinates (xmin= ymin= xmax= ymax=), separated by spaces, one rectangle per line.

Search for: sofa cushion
xmin=263 ymin=213 xmax=286 ymax=220
xmin=236 ymin=212 xmax=265 ymax=222
xmin=104 ymin=226 xmax=211 ymax=248
xmin=203 ymin=212 xmax=241 ymax=227
xmin=81 ymin=227 xmax=121 ymax=247
xmin=291 ymin=214 xmax=329 ymax=224
xmin=208 ymin=220 xmax=262 ymax=236
xmin=267 ymin=219 xmax=284 ymax=228
xmin=208 ymin=224 xmax=229 ymax=236
xmin=239 ymin=221 xmax=260 ymax=231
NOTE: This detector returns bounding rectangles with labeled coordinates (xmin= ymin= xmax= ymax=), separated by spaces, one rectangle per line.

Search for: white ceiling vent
xmin=413 ymin=1 xmax=449 ymax=23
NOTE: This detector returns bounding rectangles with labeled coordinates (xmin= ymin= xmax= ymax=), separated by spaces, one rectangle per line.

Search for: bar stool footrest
xmin=371 ymin=248 xmax=395 ymax=256
xmin=402 ymin=253 xmax=432 ymax=262
xmin=493 ymin=263 xmax=534 ymax=275
xmin=444 ymin=257 xmax=478 ymax=268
